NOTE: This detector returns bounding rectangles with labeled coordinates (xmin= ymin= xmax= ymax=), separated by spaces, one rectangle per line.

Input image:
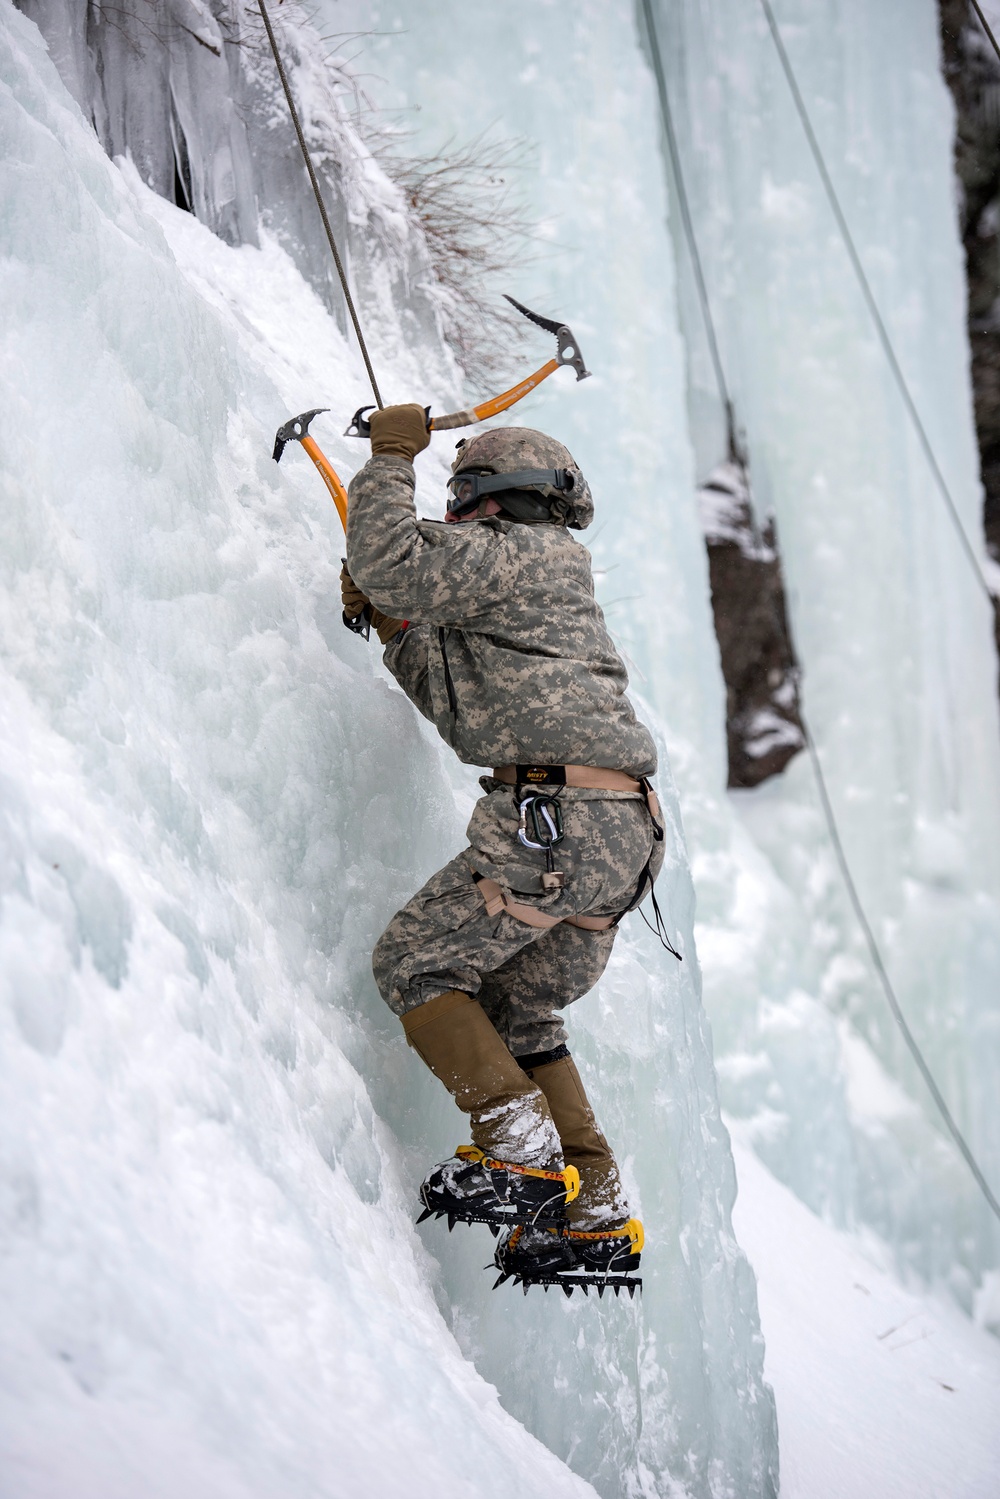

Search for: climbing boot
xmin=402 ymin=990 xmax=577 ymax=1230
xmin=521 ymin=1049 xmax=629 ymax=1229
xmin=492 ymin=1219 xmax=644 ymax=1298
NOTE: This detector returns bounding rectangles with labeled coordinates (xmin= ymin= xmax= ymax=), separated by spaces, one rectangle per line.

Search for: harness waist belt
xmin=475 ymin=876 xmax=618 ymax=932
xmin=493 ymin=764 xmax=643 ymax=793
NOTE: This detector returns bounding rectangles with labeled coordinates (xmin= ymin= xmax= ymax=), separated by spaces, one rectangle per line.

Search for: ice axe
xmin=272 ymin=408 xmax=368 ymax=638
xmin=272 ymin=407 xmax=349 ymax=531
xmin=343 ymin=296 xmax=591 ymax=440
xmin=272 ymin=298 xmax=592 ymax=536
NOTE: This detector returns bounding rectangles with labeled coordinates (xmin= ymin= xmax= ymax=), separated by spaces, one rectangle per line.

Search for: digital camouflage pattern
xmin=351 ymin=443 xmax=663 ymax=1228
xmin=345 ymin=454 xmax=657 ymax=776
xmin=372 ymin=780 xmax=664 ymax=1035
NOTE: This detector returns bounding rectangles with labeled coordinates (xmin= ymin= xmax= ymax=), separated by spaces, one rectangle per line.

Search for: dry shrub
xmin=250 ymin=3 xmax=539 ymax=381
xmin=374 ymin=132 xmax=537 ymax=381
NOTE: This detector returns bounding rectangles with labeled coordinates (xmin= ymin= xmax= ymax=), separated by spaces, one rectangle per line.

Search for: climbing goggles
xmin=446 ymin=468 xmax=576 ymax=520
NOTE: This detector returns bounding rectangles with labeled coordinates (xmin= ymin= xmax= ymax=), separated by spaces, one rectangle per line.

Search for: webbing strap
xmin=492 ymin=764 xmax=644 ymax=793
xmin=475 ymin=876 xmax=617 ymax=932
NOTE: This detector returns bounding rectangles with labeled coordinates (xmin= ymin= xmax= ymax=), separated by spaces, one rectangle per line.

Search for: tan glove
xmin=369 ymin=403 xmax=431 ymax=461
xmin=340 ymin=563 xmax=370 ymax=625
xmin=340 ymin=563 xmax=406 ymax=644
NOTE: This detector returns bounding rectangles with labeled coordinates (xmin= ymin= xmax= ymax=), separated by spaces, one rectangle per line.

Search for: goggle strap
xmin=448 ymin=468 xmax=572 ymax=503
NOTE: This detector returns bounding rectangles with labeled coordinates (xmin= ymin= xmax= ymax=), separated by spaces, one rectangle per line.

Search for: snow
xmin=732 ymin=1137 xmax=1000 ymax=1499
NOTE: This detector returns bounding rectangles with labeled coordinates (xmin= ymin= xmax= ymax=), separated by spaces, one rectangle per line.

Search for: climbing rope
xmin=256 ymin=0 xmax=383 ymax=408
xmin=803 ymin=720 xmax=1000 ymax=1221
xmin=759 ymin=0 xmax=993 ymax=604
xmin=969 ymin=0 xmax=1000 ymax=64
xmin=638 ymin=0 xmax=740 ymax=461
xmin=639 ymin=0 xmax=1000 ymax=1225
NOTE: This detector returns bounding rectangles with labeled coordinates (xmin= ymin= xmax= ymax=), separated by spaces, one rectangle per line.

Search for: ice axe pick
xmin=272 ymin=407 xmax=349 ymax=531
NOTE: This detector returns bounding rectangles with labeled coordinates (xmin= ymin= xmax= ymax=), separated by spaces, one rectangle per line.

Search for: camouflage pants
xmin=372 ymin=781 xmax=663 ymax=1055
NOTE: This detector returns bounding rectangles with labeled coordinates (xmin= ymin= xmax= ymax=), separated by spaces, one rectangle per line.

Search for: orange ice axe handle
xmin=272 ymin=407 xmax=349 ymax=533
xmin=429 ymin=358 xmax=560 ymax=431
xmin=300 ymin=435 xmax=348 ymax=531
xmin=343 ymin=298 xmax=591 ymax=439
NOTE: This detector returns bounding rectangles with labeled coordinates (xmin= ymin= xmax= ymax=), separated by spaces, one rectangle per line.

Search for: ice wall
xmin=16 ymin=0 xmax=451 ymax=359
xmin=337 ymin=0 xmax=1000 ymax=1300
xmin=0 ymin=4 xmax=777 ymax=1497
xmin=645 ymin=0 xmax=1000 ymax=1292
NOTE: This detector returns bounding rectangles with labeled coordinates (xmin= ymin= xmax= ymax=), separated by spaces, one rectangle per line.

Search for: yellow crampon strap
xmin=566 ymin=1217 xmax=645 ymax=1253
xmin=508 ymin=1217 xmax=645 ymax=1251
xmin=456 ymin=1144 xmax=580 ymax=1203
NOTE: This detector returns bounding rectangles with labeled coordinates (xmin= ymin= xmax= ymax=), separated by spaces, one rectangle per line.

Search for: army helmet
xmin=448 ymin=426 xmax=594 ymax=530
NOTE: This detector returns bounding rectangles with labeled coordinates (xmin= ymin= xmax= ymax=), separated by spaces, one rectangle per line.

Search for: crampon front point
xmin=490 ymin=1219 xmax=644 ymax=1299
xmin=416 ymin=1145 xmax=579 ymax=1232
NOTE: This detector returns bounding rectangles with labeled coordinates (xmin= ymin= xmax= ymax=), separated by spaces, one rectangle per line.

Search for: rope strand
xmin=969 ymin=0 xmax=1000 ymax=65
xmin=804 ymin=720 xmax=1000 ymax=1221
xmin=638 ymin=0 xmax=739 ymax=459
xmin=256 ymin=0 xmax=383 ymax=408
xmin=758 ymin=0 xmax=992 ymax=603
xmin=640 ymin=0 xmax=1000 ymax=1226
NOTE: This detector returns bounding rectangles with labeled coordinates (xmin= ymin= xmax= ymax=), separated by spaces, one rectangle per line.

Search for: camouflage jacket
xmin=346 ymin=455 xmax=657 ymax=776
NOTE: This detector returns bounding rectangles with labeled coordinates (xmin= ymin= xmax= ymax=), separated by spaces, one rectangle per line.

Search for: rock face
xmin=938 ymin=0 xmax=1000 ymax=655
xmin=698 ymin=461 xmax=805 ymax=789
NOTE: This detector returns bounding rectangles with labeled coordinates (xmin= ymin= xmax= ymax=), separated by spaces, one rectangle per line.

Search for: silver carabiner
xmin=517 ymin=794 xmax=564 ymax=851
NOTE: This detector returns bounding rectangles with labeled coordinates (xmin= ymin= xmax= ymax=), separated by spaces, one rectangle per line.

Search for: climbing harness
xmin=474 ymin=874 xmax=617 ymax=934
xmin=641 ymin=0 xmax=1000 ymax=1221
xmin=472 ymin=765 xmax=682 ymax=956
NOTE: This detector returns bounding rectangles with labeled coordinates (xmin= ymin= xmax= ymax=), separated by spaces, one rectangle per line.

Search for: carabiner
xmin=517 ymin=794 xmax=564 ymax=851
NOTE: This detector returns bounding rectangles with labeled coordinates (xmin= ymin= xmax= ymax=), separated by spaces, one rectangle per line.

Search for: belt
xmin=492 ymin=764 xmax=643 ymax=793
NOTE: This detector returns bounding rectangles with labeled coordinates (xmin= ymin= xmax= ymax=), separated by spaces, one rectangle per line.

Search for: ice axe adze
xmin=272 ymin=407 xmax=349 ymax=532
xmin=343 ymin=296 xmax=591 ymax=439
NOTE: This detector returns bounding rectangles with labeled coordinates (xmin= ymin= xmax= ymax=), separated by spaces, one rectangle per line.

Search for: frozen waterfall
xmin=2 ymin=1 xmax=1000 ymax=1497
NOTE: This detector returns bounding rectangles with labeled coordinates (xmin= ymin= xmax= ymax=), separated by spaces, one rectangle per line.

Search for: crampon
xmin=416 ymin=1145 xmax=579 ymax=1232
xmin=490 ymin=1219 xmax=644 ymax=1298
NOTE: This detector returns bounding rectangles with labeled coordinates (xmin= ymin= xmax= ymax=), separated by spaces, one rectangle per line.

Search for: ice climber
xmin=341 ymin=403 xmax=665 ymax=1291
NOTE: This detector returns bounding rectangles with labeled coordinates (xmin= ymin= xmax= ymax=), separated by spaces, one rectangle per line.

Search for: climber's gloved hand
xmin=340 ymin=563 xmax=406 ymax=645
xmin=369 ymin=403 xmax=431 ymax=462
xmin=371 ymin=608 xmax=407 ymax=645
xmin=341 ymin=562 xmax=370 ymax=625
